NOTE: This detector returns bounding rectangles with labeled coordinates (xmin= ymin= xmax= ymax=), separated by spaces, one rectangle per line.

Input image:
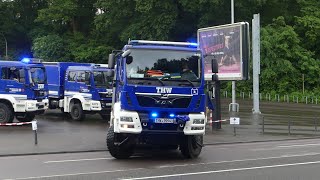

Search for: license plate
xmin=154 ymin=118 xmax=175 ymax=123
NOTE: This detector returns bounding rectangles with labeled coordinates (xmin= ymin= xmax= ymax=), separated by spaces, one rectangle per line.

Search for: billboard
xmin=198 ymin=22 xmax=249 ymax=81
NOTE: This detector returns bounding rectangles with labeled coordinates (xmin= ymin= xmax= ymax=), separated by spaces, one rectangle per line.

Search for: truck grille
xmin=99 ymin=92 xmax=112 ymax=98
xmin=34 ymin=90 xmax=46 ymax=97
xmin=136 ymin=95 xmax=191 ymax=108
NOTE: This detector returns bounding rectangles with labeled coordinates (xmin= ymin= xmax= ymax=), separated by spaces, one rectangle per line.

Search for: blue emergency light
xmin=21 ymin=58 xmax=31 ymax=63
xmin=21 ymin=58 xmax=42 ymax=64
xmin=151 ymin=113 xmax=158 ymax=118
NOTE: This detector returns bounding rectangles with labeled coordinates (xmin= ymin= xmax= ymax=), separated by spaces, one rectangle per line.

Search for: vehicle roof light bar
xmin=129 ymin=40 xmax=198 ymax=47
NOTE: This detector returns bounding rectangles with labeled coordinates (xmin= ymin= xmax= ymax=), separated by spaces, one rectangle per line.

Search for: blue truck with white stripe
xmin=44 ymin=62 xmax=113 ymax=121
xmin=107 ymin=40 xmax=206 ymax=159
xmin=0 ymin=59 xmax=48 ymax=123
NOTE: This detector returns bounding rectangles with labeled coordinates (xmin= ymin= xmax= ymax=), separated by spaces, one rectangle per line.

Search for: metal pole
xmin=252 ymin=14 xmax=261 ymax=114
xmin=288 ymin=119 xmax=291 ymax=136
xmin=262 ymin=116 xmax=264 ymax=134
xmin=231 ymin=0 xmax=237 ymax=112
xmin=34 ymin=130 xmax=38 ymax=145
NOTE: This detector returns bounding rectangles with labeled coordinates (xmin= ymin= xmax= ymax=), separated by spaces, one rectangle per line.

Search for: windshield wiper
xmin=128 ymin=77 xmax=165 ymax=86
xmin=161 ymin=78 xmax=195 ymax=87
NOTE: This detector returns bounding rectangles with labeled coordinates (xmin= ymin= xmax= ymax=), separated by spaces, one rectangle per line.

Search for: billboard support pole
xmin=252 ymin=14 xmax=261 ymax=114
xmin=231 ymin=0 xmax=237 ymax=112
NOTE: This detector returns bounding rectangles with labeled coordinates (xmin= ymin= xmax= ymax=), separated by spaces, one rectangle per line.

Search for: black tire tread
xmin=70 ymin=103 xmax=85 ymax=121
xmin=106 ymin=126 xmax=134 ymax=159
xmin=0 ymin=102 xmax=14 ymax=123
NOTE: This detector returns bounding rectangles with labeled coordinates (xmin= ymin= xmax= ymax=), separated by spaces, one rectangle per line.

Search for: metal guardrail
xmin=261 ymin=115 xmax=320 ymax=136
xmin=223 ymin=91 xmax=320 ymax=105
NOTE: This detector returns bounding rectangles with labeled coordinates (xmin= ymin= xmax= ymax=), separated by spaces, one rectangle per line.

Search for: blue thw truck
xmin=107 ymin=40 xmax=206 ymax=159
xmin=0 ymin=59 xmax=49 ymax=123
xmin=44 ymin=62 xmax=113 ymax=121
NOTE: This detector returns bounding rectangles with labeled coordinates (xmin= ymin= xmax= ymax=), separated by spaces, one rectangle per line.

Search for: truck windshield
xmin=30 ymin=67 xmax=46 ymax=84
xmin=93 ymin=71 xmax=113 ymax=88
xmin=126 ymin=49 xmax=202 ymax=87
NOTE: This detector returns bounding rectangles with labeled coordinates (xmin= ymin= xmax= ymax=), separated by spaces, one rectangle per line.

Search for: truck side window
xmin=19 ymin=69 xmax=25 ymax=83
xmin=68 ymin=71 xmax=77 ymax=82
xmin=78 ymin=71 xmax=90 ymax=84
xmin=1 ymin=67 xmax=24 ymax=83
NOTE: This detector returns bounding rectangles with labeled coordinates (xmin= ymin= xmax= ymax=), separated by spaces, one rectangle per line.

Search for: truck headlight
xmin=120 ymin=117 xmax=133 ymax=122
xmin=193 ymin=119 xmax=205 ymax=124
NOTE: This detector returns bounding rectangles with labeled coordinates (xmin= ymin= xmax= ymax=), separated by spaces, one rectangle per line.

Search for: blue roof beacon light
xmin=21 ymin=58 xmax=42 ymax=64
xmin=169 ymin=113 xmax=175 ymax=118
xmin=21 ymin=57 xmax=31 ymax=63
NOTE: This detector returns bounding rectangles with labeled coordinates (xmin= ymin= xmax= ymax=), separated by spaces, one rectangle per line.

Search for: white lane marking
xmin=278 ymin=143 xmax=320 ymax=148
xmin=44 ymin=157 xmax=114 ymax=164
xmin=6 ymin=168 xmax=145 ymax=180
xmin=122 ymin=160 xmax=320 ymax=180
xmin=158 ymin=152 xmax=320 ymax=168
xmin=253 ymin=143 xmax=320 ymax=151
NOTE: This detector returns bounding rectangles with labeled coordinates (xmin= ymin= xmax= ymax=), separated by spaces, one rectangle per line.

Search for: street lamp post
xmin=0 ymin=33 xmax=8 ymax=59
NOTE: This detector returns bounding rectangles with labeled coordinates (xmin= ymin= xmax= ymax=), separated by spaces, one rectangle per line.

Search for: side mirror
xmin=126 ymin=56 xmax=133 ymax=65
xmin=211 ymin=58 xmax=218 ymax=74
xmin=108 ymin=53 xmax=115 ymax=69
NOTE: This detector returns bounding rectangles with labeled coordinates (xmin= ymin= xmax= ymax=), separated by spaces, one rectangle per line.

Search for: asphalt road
xmin=2 ymin=138 xmax=320 ymax=180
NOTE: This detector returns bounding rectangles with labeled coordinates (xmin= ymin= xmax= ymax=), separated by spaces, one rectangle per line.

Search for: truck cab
xmin=45 ymin=62 xmax=113 ymax=121
xmin=0 ymin=59 xmax=49 ymax=123
xmin=107 ymin=40 xmax=206 ymax=159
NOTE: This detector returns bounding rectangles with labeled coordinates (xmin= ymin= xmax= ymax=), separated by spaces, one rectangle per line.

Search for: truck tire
xmin=0 ymin=102 xmax=14 ymax=123
xmin=107 ymin=126 xmax=134 ymax=159
xmin=70 ymin=103 xmax=85 ymax=121
xmin=180 ymin=135 xmax=203 ymax=159
xmin=16 ymin=113 xmax=35 ymax=122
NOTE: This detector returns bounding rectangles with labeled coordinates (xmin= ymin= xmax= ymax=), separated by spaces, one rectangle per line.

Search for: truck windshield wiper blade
xmin=128 ymin=77 xmax=165 ymax=86
xmin=162 ymin=79 xmax=195 ymax=87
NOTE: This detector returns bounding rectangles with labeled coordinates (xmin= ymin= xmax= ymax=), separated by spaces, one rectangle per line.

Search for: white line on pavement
xmin=253 ymin=143 xmax=320 ymax=151
xmin=277 ymin=143 xmax=320 ymax=148
xmin=157 ymin=152 xmax=320 ymax=168
xmin=122 ymin=160 xmax=320 ymax=180
xmin=44 ymin=157 xmax=114 ymax=163
xmin=5 ymin=168 xmax=145 ymax=180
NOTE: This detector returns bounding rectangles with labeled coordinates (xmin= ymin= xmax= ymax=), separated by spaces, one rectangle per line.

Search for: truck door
xmin=65 ymin=71 xmax=78 ymax=96
xmin=0 ymin=67 xmax=26 ymax=98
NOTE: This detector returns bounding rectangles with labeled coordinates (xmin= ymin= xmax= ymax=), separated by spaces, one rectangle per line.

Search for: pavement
xmin=0 ymin=99 xmax=320 ymax=156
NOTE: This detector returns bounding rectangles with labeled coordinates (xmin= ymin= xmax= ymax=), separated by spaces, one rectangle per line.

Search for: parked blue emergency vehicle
xmin=107 ymin=40 xmax=206 ymax=159
xmin=44 ymin=62 xmax=113 ymax=121
xmin=0 ymin=59 xmax=48 ymax=123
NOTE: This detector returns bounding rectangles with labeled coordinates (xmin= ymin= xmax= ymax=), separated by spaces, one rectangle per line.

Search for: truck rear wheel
xmin=107 ymin=126 xmax=134 ymax=159
xmin=70 ymin=103 xmax=85 ymax=121
xmin=180 ymin=135 xmax=203 ymax=159
xmin=0 ymin=102 xmax=14 ymax=123
xmin=16 ymin=113 xmax=35 ymax=122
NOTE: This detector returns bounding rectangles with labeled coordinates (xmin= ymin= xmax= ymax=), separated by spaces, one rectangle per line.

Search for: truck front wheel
xmin=16 ymin=113 xmax=35 ymax=122
xmin=0 ymin=102 xmax=14 ymax=123
xmin=70 ymin=103 xmax=85 ymax=121
xmin=107 ymin=126 xmax=135 ymax=159
xmin=180 ymin=135 xmax=203 ymax=159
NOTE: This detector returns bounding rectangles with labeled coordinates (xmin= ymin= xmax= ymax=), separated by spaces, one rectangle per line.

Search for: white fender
xmin=0 ymin=95 xmax=17 ymax=110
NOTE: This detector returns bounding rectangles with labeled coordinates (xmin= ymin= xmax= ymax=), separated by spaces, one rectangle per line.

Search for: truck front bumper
xmin=113 ymin=108 xmax=206 ymax=135
xmin=15 ymin=99 xmax=49 ymax=112
xmin=83 ymin=100 xmax=112 ymax=111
